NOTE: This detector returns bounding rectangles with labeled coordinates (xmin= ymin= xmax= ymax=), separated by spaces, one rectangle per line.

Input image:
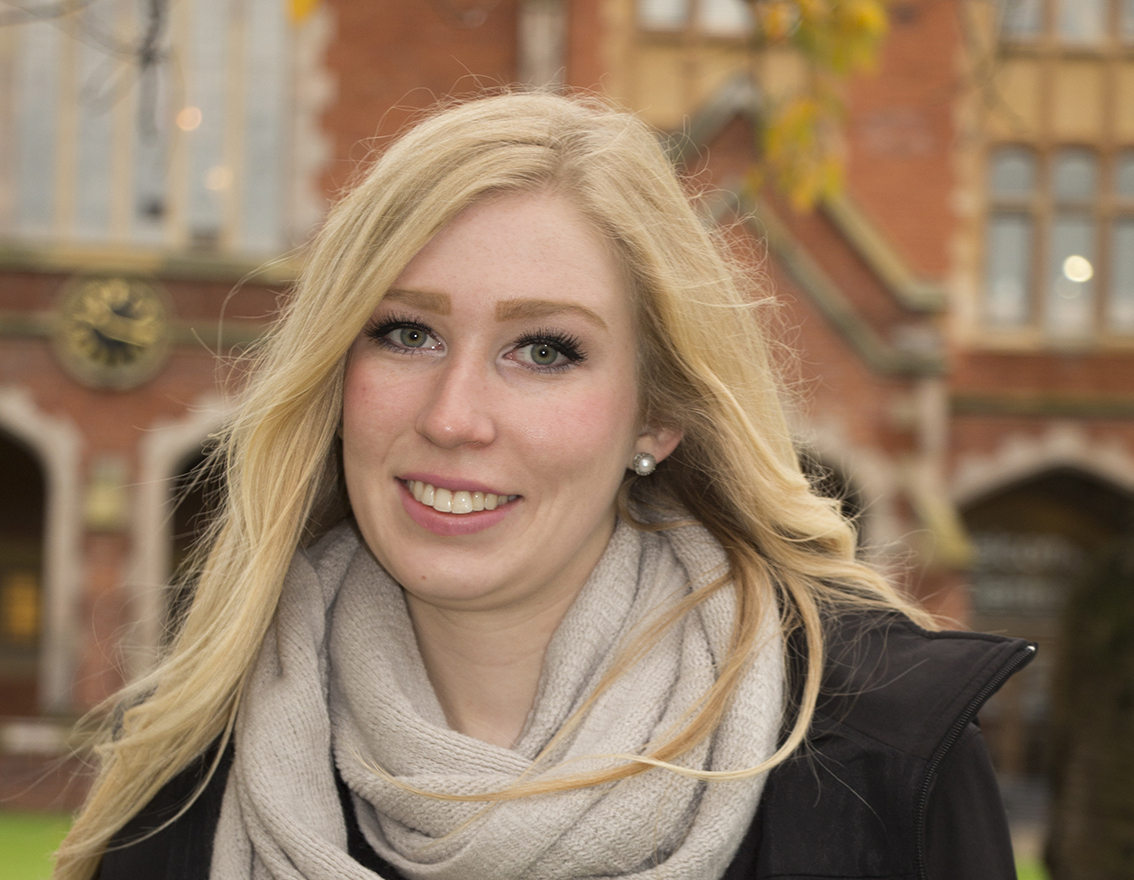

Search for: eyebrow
xmin=382 ymin=288 xmax=452 ymax=315
xmin=495 ymin=298 xmax=608 ymax=329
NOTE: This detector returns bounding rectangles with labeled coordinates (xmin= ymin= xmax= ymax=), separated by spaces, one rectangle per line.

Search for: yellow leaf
xmin=845 ymin=0 xmax=887 ymax=38
xmin=759 ymin=1 xmax=797 ymax=42
xmin=289 ymin=0 xmax=319 ymax=23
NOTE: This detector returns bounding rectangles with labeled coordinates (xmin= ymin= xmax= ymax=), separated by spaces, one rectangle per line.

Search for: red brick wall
xmin=0 ymin=752 xmax=91 ymax=812
xmin=953 ymin=351 xmax=1134 ymax=398
xmin=566 ymin=0 xmax=606 ymax=90
xmin=0 ymin=272 xmax=282 ymax=713
xmin=321 ymin=0 xmax=522 ymax=195
xmin=844 ymin=0 xmax=960 ymax=278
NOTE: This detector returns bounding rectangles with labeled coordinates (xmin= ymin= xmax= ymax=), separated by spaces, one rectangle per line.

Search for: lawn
xmin=1018 ymin=859 xmax=1051 ymax=880
xmin=0 ymin=810 xmax=1052 ymax=880
xmin=0 ymin=811 xmax=71 ymax=880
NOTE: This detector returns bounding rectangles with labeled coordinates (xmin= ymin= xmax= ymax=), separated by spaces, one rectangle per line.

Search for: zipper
xmin=914 ymin=641 xmax=1037 ymax=880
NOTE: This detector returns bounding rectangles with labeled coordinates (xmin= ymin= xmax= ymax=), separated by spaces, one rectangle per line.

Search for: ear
xmin=635 ymin=425 xmax=683 ymax=465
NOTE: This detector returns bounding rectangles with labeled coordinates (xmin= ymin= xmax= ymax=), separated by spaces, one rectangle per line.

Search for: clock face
xmin=53 ymin=277 xmax=172 ymax=390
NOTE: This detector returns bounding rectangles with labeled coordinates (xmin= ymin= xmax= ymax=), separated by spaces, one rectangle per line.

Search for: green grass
xmin=1017 ymin=857 xmax=1050 ymax=880
xmin=0 ymin=811 xmax=72 ymax=880
xmin=0 ymin=810 xmax=1053 ymax=880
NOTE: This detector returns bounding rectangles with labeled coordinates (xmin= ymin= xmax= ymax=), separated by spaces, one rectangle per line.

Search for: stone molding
xmin=125 ymin=396 xmax=235 ymax=678
xmin=0 ymin=387 xmax=83 ymax=714
xmin=951 ymin=422 xmax=1134 ymax=507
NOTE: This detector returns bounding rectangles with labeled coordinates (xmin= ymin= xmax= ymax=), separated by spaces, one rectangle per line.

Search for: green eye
xmin=399 ymin=328 xmax=427 ymax=348
xmin=529 ymin=343 xmax=559 ymax=366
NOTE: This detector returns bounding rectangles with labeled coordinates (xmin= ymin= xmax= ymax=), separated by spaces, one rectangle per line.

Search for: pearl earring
xmin=631 ymin=452 xmax=657 ymax=476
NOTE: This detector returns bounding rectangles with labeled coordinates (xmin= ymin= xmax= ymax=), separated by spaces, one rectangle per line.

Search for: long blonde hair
xmin=56 ymin=91 xmax=930 ymax=878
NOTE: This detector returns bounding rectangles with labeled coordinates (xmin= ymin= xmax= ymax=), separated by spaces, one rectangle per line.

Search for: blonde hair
xmin=56 ymin=91 xmax=931 ymax=878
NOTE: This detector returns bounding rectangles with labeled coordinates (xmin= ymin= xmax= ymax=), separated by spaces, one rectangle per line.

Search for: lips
xmin=405 ymin=480 xmax=518 ymax=515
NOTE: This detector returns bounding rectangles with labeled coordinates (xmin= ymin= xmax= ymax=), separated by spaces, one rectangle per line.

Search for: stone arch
xmin=797 ymin=448 xmax=866 ymax=539
xmin=951 ymin=422 xmax=1134 ymax=508
xmin=799 ymin=419 xmax=905 ymax=555
xmin=0 ymin=388 xmax=82 ymax=714
xmin=125 ymin=396 xmax=234 ymax=677
xmin=165 ymin=442 xmax=225 ymax=641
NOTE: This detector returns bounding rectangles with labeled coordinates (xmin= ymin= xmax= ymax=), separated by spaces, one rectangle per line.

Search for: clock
xmin=52 ymin=277 xmax=172 ymax=390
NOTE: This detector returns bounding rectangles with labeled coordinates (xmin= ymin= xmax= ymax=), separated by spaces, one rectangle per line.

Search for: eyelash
xmin=365 ymin=313 xmax=436 ymax=352
xmin=363 ymin=315 xmax=588 ymax=372
xmin=513 ymin=328 xmax=587 ymax=371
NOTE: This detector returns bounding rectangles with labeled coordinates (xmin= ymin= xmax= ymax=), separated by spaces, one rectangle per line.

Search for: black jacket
xmin=99 ymin=615 xmax=1034 ymax=880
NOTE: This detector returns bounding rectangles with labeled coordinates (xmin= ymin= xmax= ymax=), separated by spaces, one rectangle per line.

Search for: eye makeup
xmin=511 ymin=328 xmax=588 ymax=371
xmin=364 ymin=313 xmax=589 ymax=372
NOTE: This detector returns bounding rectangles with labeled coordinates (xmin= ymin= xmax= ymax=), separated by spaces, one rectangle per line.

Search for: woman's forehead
xmin=385 ymin=191 xmax=633 ymax=325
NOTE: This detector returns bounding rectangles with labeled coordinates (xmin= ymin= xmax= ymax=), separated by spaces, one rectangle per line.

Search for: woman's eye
xmin=521 ymin=342 xmax=564 ymax=367
xmin=368 ymin=320 xmax=441 ymax=353
xmin=509 ymin=331 xmax=586 ymax=371
xmin=393 ymin=327 xmax=430 ymax=348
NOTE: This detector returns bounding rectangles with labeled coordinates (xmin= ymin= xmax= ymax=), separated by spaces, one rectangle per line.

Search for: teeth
xmin=406 ymin=481 xmax=513 ymax=515
xmin=451 ymin=491 xmax=473 ymax=514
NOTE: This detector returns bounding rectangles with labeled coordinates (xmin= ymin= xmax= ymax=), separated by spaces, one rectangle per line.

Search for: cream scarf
xmin=212 ymin=518 xmax=783 ymax=880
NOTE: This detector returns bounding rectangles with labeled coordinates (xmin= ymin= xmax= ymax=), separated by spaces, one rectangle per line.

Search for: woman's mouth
xmin=405 ymin=480 xmax=518 ymax=515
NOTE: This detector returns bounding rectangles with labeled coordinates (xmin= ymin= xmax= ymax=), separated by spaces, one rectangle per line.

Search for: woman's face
xmin=342 ymin=190 xmax=680 ymax=618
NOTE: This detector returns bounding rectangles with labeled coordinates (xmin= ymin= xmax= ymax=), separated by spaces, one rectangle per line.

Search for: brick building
xmin=1 ymin=0 xmax=1132 ymax=828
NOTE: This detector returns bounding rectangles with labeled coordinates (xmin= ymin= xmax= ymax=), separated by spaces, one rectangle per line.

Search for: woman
xmin=58 ymin=93 xmax=1031 ymax=880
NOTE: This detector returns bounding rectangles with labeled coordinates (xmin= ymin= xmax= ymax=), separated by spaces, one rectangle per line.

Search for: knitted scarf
xmin=212 ymin=518 xmax=783 ymax=880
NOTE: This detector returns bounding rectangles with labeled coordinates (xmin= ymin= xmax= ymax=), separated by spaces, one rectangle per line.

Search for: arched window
xmin=167 ymin=446 xmax=224 ymax=640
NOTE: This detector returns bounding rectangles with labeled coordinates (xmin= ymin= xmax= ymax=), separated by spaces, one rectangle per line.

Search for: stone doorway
xmin=0 ymin=430 xmax=46 ymax=718
xmin=962 ymin=466 xmax=1134 ymax=855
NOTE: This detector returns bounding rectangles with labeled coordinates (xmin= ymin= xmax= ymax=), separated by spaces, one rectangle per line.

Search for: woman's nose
xmin=414 ymin=358 xmax=497 ymax=449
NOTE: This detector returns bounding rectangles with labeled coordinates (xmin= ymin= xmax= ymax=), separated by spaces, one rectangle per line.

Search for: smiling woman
xmin=57 ymin=93 xmax=1030 ymax=880
xmin=342 ymin=191 xmax=680 ymax=747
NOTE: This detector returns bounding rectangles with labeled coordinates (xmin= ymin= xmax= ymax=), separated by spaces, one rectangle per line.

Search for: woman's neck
xmin=405 ymin=589 xmax=579 ymax=749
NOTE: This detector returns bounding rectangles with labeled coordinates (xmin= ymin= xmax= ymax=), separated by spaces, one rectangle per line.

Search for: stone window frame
xmin=982 ymin=143 xmax=1134 ymax=343
xmin=0 ymin=388 xmax=82 ymax=716
xmin=635 ymin=0 xmax=754 ymax=39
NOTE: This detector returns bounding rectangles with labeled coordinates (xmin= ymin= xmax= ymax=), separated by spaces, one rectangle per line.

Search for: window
xmin=1000 ymin=0 xmax=1043 ymax=39
xmin=986 ymin=148 xmax=1037 ymax=327
xmin=1047 ymin=150 xmax=1097 ymax=338
xmin=637 ymin=0 xmax=753 ymax=35
xmin=1057 ymin=0 xmax=1106 ymax=41
xmin=984 ymin=146 xmax=1134 ymax=340
xmin=1 ymin=0 xmax=292 ymax=254
xmin=999 ymin=0 xmax=1131 ymax=42
xmin=638 ymin=0 xmax=689 ymax=30
xmin=1110 ymin=152 xmax=1134 ymax=330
